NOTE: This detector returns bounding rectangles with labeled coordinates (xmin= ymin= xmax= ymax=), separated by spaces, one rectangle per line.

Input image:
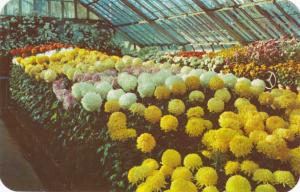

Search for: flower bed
xmin=9 ymin=46 xmax=300 ymax=192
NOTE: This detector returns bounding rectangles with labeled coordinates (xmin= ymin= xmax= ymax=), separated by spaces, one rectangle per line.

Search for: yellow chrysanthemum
xmin=229 ymin=135 xmax=253 ymax=157
xmin=234 ymin=98 xmax=250 ymax=110
xmin=168 ymin=99 xmax=186 ymax=116
xmin=170 ymin=178 xmax=197 ymax=192
xmin=201 ymin=150 xmax=212 ymax=159
xmin=244 ymin=115 xmax=265 ymax=135
xmin=258 ymin=92 xmax=274 ymax=106
xmin=160 ymin=115 xmax=179 ymax=132
xmin=185 ymin=117 xmax=207 ymax=137
xmin=130 ymin=103 xmax=146 ymax=116
xmin=266 ymin=116 xmax=287 ymax=133
xmin=202 ymin=186 xmax=219 ymax=192
xmin=249 ymin=130 xmax=268 ymax=144
xmin=224 ymin=161 xmax=240 ymax=175
xmin=273 ymin=170 xmax=296 ymax=188
xmin=207 ymin=97 xmax=224 ymax=113
xmin=259 ymin=112 xmax=269 ymax=121
xmin=255 ymin=184 xmax=276 ymax=192
xmin=240 ymin=160 xmax=259 ymax=176
xmin=234 ymin=81 xmax=252 ymax=98
xmin=218 ymin=112 xmax=242 ymax=130
xmin=225 ymin=175 xmax=251 ymax=192
xmin=214 ymin=88 xmax=231 ymax=103
xmin=159 ymin=165 xmax=174 ymax=177
xmin=195 ymin=167 xmax=218 ymax=187
xmin=110 ymin=128 xmax=137 ymax=141
xmin=289 ymin=146 xmax=300 ymax=175
xmin=135 ymin=182 xmax=153 ymax=192
xmin=128 ymin=165 xmax=152 ymax=184
xmin=189 ymin=90 xmax=205 ymax=103
xmin=161 ymin=149 xmax=182 ymax=168
xmin=253 ymin=169 xmax=275 ymax=184
xmin=185 ymin=75 xmax=200 ymax=90
xmin=142 ymin=158 xmax=159 ymax=171
xmin=183 ymin=153 xmax=203 ymax=172
xmin=187 ymin=106 xmax=204 ymax=119
xmin=171 ymin=166 xmax=193 ymax=181
xmin=104 ymin=100 xmax=120 ymax=113
xmin=256 ymin=135 xmax=289 ymax=161
xmin=136 ymin=133 xmax=156 ymax=153
xmin=154 ymin=85 xmax=171 ymax=100
xmin=209 ymin=76 xmax=224 ymax=90
xmin=204 ymin=120 xmax=213 ymax=129
xmin=273 ymin=128 xmax=295 ymax=141
xmin=171 ymin=82 xmax=187 ymax=96
xmin=107 ymin=112 xmax=127 ymax=131
xmin=145 ymin=171 xmax=166 ymax=191
xmin=144 ymin=105 xmax=162 ymax=124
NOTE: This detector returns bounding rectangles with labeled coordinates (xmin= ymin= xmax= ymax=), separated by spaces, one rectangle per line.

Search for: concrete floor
xmin=0 ymin=119 xmax=44 ymax=191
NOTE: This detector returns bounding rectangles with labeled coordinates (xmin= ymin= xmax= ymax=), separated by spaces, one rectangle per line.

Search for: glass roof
xmin=80 ymin=0 xmax=300 ymax=47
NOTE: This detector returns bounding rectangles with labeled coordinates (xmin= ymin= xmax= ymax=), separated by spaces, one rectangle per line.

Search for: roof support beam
xmin=272 ymin=0 xmax=300 ymax=28
xmin=120 ymin=0 xmax=181 ymax=44
xmin=191 ymin=0 xmax=246 ymax=45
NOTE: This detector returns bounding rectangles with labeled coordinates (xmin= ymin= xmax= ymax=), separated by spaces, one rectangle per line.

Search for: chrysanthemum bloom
xmin=145 ymin=171 xmax=166 ymax=191
xmin=255 ymin=184 xmax=276 ymax=192
xmin=119 ymin=92 xmax=137 ymax=109
xmin=225 ymin=175 xmax=251 ymax=192
xmin=136 ymin=133 xmax=156 ymax=153
xmin=107 ymin=89 xmax=125 ymax=101
xmin=209 ymin=76 xmax=224 ymax=90
xmin=188 ymin=90 xmax=205 ymax=103
xmin=225 ymin=161 xmax=240 ymax=175
xmin=229 ymin=135 xmax=253 ymax=157
xmin=187 ymin=106 xmax=204 ymax=119
xmin=135 ymin=182 xmax=153 ymax=192
xmin=234 ymin=98 xmax=250 ymax=110
xmin=81 ymin=92 xmax=102 ymax=112
xmin=107 ymin=112 xmax=127 ymax=131
xmin=234 ymin=79 xmax=252 ymax=98
xmin=210 ymin=128 xmax=241 ymax=152
xmin=171 ymin=166 xmax=193 ymax=181
xmin=127 ymin=165 xmax=152 ymax=184
xmin=256 ymin=135 xmax=289 ymax=161
xmin=207 ymin=97 xmax=224 ymax=113
xmin=185 ymin=75 xmax=200 ymax=90
xmin=168 ymin=99 xmax=186 ymax=116
xmin=142 ymin=158 xmax=159 ymax=171
xmin=109 ymin=128 xmax=137 ymax=141
xmin=144 ymin=105 xmax=162 ymax=124
xmin=104 ymin=100 xmax=120 ymax=113
xmin=289 ymin=146 xmax=300 ymax=175
xmin=170 ymin=178 xmax=197 ymax=192
xmin=249 ymin=130 xmax=268 ymax=144
xmin=253 ymin=169 xmax=275 ymax=184
xmin=154 ymin=85 xmax=171 ymax=100
xmin=258 ymin=92 xmax=274 ymax=106
xmin=244 ymin=115 xmax=265 ymax=135
xmin=185 ymin=117 xmax=206 ymax=137
xmin=218 ymin=112 xmax=242 ymax=130
xmin=266 ymin=116 xmax=287 ymax=133
xmin=259 ymin=112 xmax=269 ymax=121
xmin=201 ymin=150 xmax=212 ymax=159
xmin=202 ymin=186 xmax=219 ymax=192
xmin=273 ymin=170 xmax=296 ymax=188
xmin=160 ymin=115 xmax=179 ymax=132
xmin=204 ymin=120 xmax=213 ymax=129
xmin=161 ymin=149 xmax=182 ymax=168
xmin=159 ymin=165 xmax=174 ymax=177
xmin=171 ymin=82 xmax=187 ymax=96
xmin=214 ymin=88 xmax=231 ymax=103
xmin=195 ymin=167 xmax=218 ymax=187
xmin=240 ymin=160 xmax=259 ymax=176
xmin=130 ymin=103 xmax=146 ymax=116
xmin=273 ymin=128 xmax=295 ymax=141
xmin=183 ymin=153 xmax=203 ymax=172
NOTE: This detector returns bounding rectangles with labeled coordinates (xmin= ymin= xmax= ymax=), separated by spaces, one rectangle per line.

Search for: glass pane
xmin=50 ymin=0 xmax=62 ymax=18
xmin=0 ymin=5 xmax=6 ymax=15
xmin=89 ymin=11 xmax=99 ymax=20
xmin=6 ymin=0 xmax=20 ymax=15
xmin=64 ymin=1 xmax=75 ymax=18
xmin=77 ymin=3 xmax=87 ymax=19
xmin=35 ymin=0 xmax=48 ymax=16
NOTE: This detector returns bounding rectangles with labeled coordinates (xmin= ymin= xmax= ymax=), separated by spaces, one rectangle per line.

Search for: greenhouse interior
xmin=0 ymin=0 xmax=300 ymax=192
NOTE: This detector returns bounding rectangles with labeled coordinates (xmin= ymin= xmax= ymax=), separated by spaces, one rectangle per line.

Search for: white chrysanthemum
xmin=200 ymin=71 xmax=217 ymax=87
xmin=122 ymin=55 xmax=133 ymax=65
xmin=180 ymin=66 xmax=193 ymax=74
xmin=153 ymin=69 xmax=172 ymax=86
xmin=132 ymin=58 xmax=143 ymax=66
xmin=71 ymin=82 xmax=95 ymax=100
xmin=115 ymin=60 xmax=125 ymax=71
xmin=81 ymin=92 xmax=102 ymax=112
xmin=138 ymin=72 xmax=153 ymax=84
xmin=237 ymin=77 xmax=251 ymax=86
xmin=118 ymin=72 xmax=138 ymax=92
xmin=138 ymin=82 xmax=156 ymax=98
xmin=220 ymin=73 xmax=237 ymax=88
xmin=119 ymin=93 xmax=137 ymax=109
xmin=107 ymin=89 xmax=125 ymax=101
xmin=43 ymin=69 xmax=57 ymax=82
xmin=165 ymin=75 xmax=184 ymax=89
xmin=95 ymin=81 xmax=112 ymax=99
xmin=251 ymin=79 xmax=266 ymax=95
xmin=214 ymin=88 xmax=231 ymax=103
xmin=189 ymin=69 xmax=206 ymax=77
